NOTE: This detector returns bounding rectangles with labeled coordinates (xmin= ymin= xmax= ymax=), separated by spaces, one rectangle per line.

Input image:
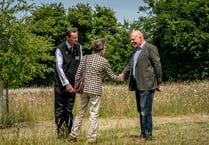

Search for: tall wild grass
xmin=0 ymin=80 xmax=208 ymax=125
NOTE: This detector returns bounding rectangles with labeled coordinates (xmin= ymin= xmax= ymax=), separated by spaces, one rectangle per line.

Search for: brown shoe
xmin=133 ymin=136 xmax=146 ymax=142
xmin=67 ymin=134 xmax=77 ymax=142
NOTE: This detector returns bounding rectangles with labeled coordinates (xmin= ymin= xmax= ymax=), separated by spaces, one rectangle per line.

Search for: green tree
xmin=67 ymin=3 xmax=94 ymax=54
xmin=28 ymin=3 xmax=69 ymax=46
xmin=67 ymin=4 xmax=133 ymax=76
xmin=0 ymin=0 xmax=54 ymax=124
xmin=93 ymin=5 xmax=118 ymax=35
xmin=23 ymin=3 xmax=70 ymax=85
xmin=138 ymin=0 xmax=209 ymax=80
xmin=0 ymin=0 xmax=54 ymax=87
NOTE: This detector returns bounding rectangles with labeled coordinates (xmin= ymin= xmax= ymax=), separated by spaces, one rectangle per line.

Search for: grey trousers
xmin=70 ymin=92 xmax=101 ymax=139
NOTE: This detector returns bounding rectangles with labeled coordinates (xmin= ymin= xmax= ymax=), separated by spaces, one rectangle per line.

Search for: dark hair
xmin=66 ymin=28 xmax=78 ymax=37
xmin=92 ymin=38 xmax=106 ymax=52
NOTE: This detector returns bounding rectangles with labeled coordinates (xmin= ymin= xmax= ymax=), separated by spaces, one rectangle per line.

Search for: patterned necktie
xmin=70 ymin=46 xmax=73 ymax=53
xmin=137 ymin=47 xmax=141 ymax=51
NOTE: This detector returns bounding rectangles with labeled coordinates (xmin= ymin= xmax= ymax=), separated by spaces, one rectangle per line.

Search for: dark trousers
xmin=135 ymin=89 xmax=155 ymax=138
xmin=54 ymin=86 xmax=75 ymax=138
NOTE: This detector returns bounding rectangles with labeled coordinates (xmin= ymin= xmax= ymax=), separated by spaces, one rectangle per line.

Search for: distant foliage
xmin=138 ymin=0 xmax=209 ymax=80
xmin=1 ymin=0 xmax=208 ymax=88
xmin=0 ymin=0 xmax=54 ymax=88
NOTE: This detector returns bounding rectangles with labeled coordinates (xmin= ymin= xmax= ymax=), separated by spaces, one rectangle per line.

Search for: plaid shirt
xmin=75 ymin=53 xmax=121 ymax=96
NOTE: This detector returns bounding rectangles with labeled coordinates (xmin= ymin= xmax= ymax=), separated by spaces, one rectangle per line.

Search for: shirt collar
xmin=65 ymin=41 xmax=73 ymax=49
xmin=140 ymin=41 xmax=146 ymax=49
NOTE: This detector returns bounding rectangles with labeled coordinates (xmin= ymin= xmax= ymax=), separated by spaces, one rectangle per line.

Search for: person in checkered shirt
xmin=68 ymin=38 xmax=123 ymax=143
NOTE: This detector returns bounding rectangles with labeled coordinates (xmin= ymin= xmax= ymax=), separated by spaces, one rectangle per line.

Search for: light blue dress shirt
xmin=132 ymin=41 xmax=146 ymax=78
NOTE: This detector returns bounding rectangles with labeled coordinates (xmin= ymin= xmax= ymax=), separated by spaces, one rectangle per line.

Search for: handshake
xmin=119 ymin=73 xmax=124 ymax=82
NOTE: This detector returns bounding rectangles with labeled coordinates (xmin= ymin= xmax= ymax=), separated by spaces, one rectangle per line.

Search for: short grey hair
xmin=92 ymin=38 xmax=106 ymax=52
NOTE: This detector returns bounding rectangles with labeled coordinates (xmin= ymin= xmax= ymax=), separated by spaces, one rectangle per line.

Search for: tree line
xmin=0 ymin=0 xmax=208 ymax=88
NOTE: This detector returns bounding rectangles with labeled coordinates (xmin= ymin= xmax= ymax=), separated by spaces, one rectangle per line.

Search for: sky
xmin=30 ymin=0 xmax=146 ymax=23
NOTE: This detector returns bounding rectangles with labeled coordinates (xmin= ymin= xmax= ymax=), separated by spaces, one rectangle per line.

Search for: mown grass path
xmin=17 ymin=114 xmax=209 ymax=133
xmin=1 ymin=114 xmax=209 ymax=145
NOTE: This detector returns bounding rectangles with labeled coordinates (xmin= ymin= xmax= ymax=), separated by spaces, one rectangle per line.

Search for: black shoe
xmin=57 ymin=131 xmax=65 ymax=139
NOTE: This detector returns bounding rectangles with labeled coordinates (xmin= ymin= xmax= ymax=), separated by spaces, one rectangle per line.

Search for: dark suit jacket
xmin=122 ymin=42 xmax=162 ymax=91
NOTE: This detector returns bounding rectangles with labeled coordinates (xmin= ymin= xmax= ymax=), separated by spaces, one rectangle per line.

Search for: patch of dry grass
xmin=153 ymin=80 xmax=209 ymax=115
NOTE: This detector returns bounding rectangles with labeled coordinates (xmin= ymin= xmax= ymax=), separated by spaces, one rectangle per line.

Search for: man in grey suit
xmin=121 ymin=30 xmax=162 ymax=142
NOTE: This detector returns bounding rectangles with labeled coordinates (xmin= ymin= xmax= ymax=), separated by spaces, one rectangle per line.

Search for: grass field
xmin=0 ymin=80 xmax=209 ymax=144
xmin=0 ymin=114 xmax=208 ymax=145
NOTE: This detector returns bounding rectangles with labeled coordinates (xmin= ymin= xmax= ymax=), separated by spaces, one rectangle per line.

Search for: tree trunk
xmin=0 ymin=80 xmax=3 ymax=120
xmin=5 ymin=82 xmax=9 ymax=117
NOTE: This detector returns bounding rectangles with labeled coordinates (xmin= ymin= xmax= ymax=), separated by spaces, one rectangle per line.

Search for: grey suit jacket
xmin=75 ymin=53 xmax=121 ymax=96
xmin=122 ymin=42 xmax=162 ymax=91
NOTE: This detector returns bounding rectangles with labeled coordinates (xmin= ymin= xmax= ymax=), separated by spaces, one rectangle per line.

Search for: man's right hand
xmin=156 ymin=85 xmax=162 ymax=92
xmin=66 ymin=84 xmax=75 ymax=93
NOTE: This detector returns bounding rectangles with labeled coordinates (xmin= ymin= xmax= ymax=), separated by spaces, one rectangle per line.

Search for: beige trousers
xmin=70 ymin=92 xmax=101 ymax=139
